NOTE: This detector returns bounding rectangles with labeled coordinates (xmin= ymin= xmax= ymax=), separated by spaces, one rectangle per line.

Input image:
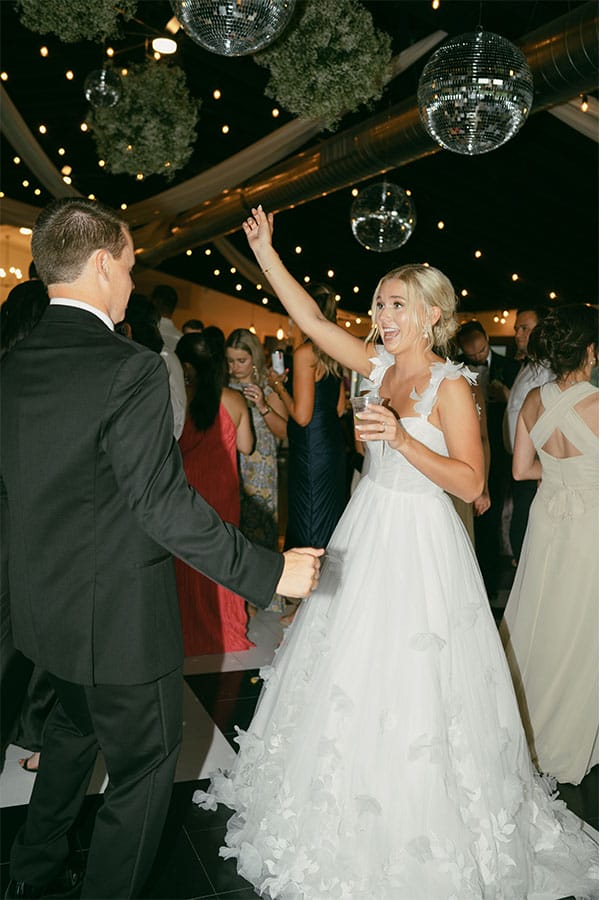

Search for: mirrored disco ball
xmin=351 ymin=183 xmax=416 ymax=253
xmin=84 ymin=67 xmax=121 ymax=108
xmin=417 ymin=30 xmax=533 ymax=155
xmin=171 ymin=0 xmax=296 ymax=57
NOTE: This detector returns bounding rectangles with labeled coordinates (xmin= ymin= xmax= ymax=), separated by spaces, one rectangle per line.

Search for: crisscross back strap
xmin=530 ymin=381 xmax=597 ymax=452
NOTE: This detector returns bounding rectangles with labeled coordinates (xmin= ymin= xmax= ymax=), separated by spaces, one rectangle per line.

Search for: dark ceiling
xmin=1 ymin=1 xmax=598 ymax=318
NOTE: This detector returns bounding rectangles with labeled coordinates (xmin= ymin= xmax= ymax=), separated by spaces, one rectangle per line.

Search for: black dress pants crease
xmin=10 ymin=667 xmax=183 ymax=899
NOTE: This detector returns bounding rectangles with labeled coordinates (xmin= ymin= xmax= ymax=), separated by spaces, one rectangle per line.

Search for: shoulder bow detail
xmin=411 ymin=360 xmax=477 ymax=417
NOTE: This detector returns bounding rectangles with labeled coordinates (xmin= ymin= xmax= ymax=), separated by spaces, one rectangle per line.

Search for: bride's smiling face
xmin=374 ymin=279 xmax=420 ymax=353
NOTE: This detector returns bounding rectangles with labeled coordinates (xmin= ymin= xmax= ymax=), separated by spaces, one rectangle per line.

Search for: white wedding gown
xmin=195 ymin=359 xmax=598 ymax=900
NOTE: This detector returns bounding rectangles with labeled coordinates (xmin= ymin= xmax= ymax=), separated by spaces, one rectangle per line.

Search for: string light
xmin=213 ymin=89 xmax=221 ymax=99
xmin=204 ymin=248 xmax=211 ymax=255
xmin=13 ymin=156 xmax=20 ymax=164
xmin=61 ymin=165 xmax=72 ymax=175
xmin=503 ymin=310 xmax=509 ymax=317
xmin=22 ymin=180 xmax=29 ymax=187
xmin=511 ymin=273 xmax=519 ymax=282
xmin=295 ymin=246 xmax=302 ymax=254
xmin=38 ymin=125 xmax=47 ymax=134
xmin=136 ymin=173 xmax=144 ymax=181
xmin=0 ymin=72 xmax=8 ymax=81
xmin=432 ymin=0 xmax=440 ymax=8
xmin=272 ymin=108 xmax=280 ymax=118
xmin=303 ymin=275 xmax=310 ymax=283
xmin=437 ymin=221 xmax=445 ymax=230
xmin=335 ymin=294 xmax=341 ymax=302
xmin=230 ymin=266 xmax=236 ymax=274
xmin=262 ymin=297 xmax=269 ymax=305
xmin=460 ymin=289 xmax=468 ymax=297
xmin=40 ymin=46 xmax=48 ymax=57
xmin=276 ymin=327 xmax=285 ymax=340
xmin=120 ymin=203 xmax=128 ymax=210
xmin=58 ymin=147 xmax=66 ymax=156
xmin=327 ymin=269 xmax=334 ymax=278
xmin=106 ymin=47 xmax=114 ymax=57
xmin=213 ymin=269 xmax=220 ymax=276
xmin=87 ymin=193 xmax=95 ymax=199
xmin=351 ymin=188 xmax=359 ymax=197
xmin=235 ymin=283 xmax=243 ymax=291
xmin=249 ymin=325 xmax=256 ymax=335
xmin=580 ymin=94 xmax=589 ymax=113
xmin=256 ymin=283 xmax=262 ymax=290
xmin=186 ymin=249 xmax=192 ymax=256
xmin=474 ymin=249 xmax=482 ymax=258
xmin=353 ymin=286 xmax=359 ymax=294
xmin=98 ymin=159 xmax=106 ymax=167
xmin=345 ymin=321 xmax=351 ymax=328
xmin=221 ymin=124 xmax=230 ymax=134
xmin=34 ymin=188 xmax=41 ymax=196
xmin=549 ymin=291 xmax=557 ymax=300
xmin=62 ymin=176 xmax=72 ymax=185
xmin=65 ymin=70 xmax=74 ymax=80
xmin=80 ymin=123 xmax=88 ymax=132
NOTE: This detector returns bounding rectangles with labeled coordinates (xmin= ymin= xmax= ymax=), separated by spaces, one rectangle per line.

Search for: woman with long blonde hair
xmin=196 ymin=208 xmax=597 ymax=900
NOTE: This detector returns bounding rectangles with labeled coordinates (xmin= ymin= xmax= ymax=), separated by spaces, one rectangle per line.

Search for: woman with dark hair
xmin=0 ymin=279 xmax=49 ymax=355
xmin=175 ymin=332 xmax=255 ymax=655
xmin=501 ymin=304 xmax=598 ymax=785
xmin=268 ymin=284 xmax=347 ymax=623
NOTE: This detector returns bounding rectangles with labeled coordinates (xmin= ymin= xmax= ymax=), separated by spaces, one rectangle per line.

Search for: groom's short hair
xmin=32 ymin=197 xmax=128 ymax=288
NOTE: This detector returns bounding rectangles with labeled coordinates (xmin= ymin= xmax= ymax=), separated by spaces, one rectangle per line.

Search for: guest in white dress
xmin=501 ymin=304 xmax=598 ymax=786
xmin=195 ymin=208 xmax=598 ymax=900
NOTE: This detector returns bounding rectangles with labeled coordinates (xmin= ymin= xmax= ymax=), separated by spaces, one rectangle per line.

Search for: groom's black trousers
xmin=10 ymin=666 xmax=183 ymax=898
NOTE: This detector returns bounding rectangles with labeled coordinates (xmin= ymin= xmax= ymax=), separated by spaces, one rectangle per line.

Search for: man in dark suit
xmin=0 ymin=198 xmax=322 ymax=899
xmin=456 ymin=320 xmax=519 ymax=597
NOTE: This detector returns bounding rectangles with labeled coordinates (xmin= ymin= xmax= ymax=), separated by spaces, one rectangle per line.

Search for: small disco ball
xmin=351 ymin=182 xmax=416 ymax=253
xmin=417 ymin=30 xmax=534 ymax=155
xmin=171 ymin=0 xmax=296 ymax=57
xmin=84 ymin=67 xmax=121 ymax=109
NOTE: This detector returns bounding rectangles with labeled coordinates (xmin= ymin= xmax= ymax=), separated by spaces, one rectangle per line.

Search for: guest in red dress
xmin=175 ymin=332 xmax=255 ymax=655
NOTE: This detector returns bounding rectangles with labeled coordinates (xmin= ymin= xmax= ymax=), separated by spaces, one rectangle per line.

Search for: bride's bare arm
xmin=243 ymin=206 xmax=373 ymax=377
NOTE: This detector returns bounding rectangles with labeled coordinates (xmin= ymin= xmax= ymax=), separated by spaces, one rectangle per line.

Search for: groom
xmin=0 ymin=198 xmax=322 ymax=899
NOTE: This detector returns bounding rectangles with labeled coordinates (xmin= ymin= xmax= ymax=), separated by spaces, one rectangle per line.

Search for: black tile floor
xmin=1 ymin=666 xmax=596 ymax=900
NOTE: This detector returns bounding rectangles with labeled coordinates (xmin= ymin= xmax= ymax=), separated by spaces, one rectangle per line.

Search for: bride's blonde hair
xmin=366 ymin=264 xmax=458 ymax=355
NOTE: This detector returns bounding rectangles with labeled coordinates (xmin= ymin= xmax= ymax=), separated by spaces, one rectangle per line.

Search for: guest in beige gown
xmin=501 ymin=304 xmax=598 ymax=785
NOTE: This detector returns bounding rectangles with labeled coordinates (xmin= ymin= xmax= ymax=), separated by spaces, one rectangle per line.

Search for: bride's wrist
xmin=257 ymin=250 xmax=280 ymax=276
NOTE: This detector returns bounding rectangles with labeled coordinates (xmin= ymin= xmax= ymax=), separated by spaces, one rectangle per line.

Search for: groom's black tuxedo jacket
xmin=0 ymin=305 xmax=283 ymax=686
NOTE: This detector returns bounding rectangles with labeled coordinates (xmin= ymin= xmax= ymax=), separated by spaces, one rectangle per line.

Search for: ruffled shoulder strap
xmin=360 ymin=345 xmax=395 ymax=395
xmin=411 ymin=359 xmax=477 ymax=418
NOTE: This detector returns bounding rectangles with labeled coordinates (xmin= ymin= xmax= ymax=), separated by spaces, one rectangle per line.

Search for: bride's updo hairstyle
xmin=366 ymin=264 xmax=458 ymax=355
xmin=528 ymin=304 xmax=598 ymax=379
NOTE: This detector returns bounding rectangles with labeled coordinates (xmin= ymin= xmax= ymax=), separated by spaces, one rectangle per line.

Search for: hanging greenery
xmin=86 ymin=61 xmax=200 ymax=181
xmin=254 ymin=0 xmax=392 ymax=130
xmin=15 ymin=0 xmax=138 ymax=43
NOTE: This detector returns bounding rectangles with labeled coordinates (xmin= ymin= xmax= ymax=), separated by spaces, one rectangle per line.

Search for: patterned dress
xmin=238 ymin=385 xmax=279 ymax=551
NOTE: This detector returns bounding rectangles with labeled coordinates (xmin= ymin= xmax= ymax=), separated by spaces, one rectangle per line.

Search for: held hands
xmin=277 ymin=547 xmax=324 ymax=598
xmin=355 ymin=404 xmax=407 ymax=452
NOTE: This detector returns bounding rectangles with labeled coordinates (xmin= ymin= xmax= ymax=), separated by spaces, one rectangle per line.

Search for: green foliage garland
xmin=255 ymin=0 xmax=392 ymax=130
xmin=86 ymin=61 xmax=200 ymax=181
xmin=16 ymin=0 xmax=138 ymax=43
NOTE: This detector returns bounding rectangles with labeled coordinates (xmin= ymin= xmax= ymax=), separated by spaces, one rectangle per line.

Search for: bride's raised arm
xmin=243 ymin=206 xmax=373 ymax=378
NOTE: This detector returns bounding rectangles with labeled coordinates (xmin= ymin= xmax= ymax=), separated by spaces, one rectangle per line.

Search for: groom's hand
xmin=277 ymin=547 xmax=324 ymax=598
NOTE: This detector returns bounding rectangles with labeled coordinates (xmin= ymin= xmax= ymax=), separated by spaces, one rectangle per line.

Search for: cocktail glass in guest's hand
xmin=351 ymin=395 xmax=380 ymax=439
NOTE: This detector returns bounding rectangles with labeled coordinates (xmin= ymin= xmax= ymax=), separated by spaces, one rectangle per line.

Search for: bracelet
xmin=258 ymin=407 xmax=270 ymax=416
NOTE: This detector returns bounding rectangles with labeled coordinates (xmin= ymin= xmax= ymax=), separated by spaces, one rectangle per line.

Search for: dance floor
xmin=0 ymin=606 xmax=597 ymax=899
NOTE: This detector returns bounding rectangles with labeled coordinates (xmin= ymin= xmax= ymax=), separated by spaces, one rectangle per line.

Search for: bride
xmin=195 ymin=206 xmax=598 ymax=899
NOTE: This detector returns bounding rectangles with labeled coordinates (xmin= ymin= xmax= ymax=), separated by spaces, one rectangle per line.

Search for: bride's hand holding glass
xmin=355 ymin=404 xmax=408 ymax=452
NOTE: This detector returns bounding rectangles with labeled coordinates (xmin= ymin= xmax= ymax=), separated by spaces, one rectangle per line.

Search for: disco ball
xmin=171 ymin=0 xmax=296 ymax=57
xmin=84 ymin=67 xmax=121 ymax=109
xmin=351 ymin=182 xmax=416 ymax=253
xmin=417 ymin=30 xmax=534 ymax=155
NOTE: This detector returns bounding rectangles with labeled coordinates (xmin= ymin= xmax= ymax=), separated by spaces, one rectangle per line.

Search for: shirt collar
xmin=49 ymin=298 xmax=114 ymax=331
